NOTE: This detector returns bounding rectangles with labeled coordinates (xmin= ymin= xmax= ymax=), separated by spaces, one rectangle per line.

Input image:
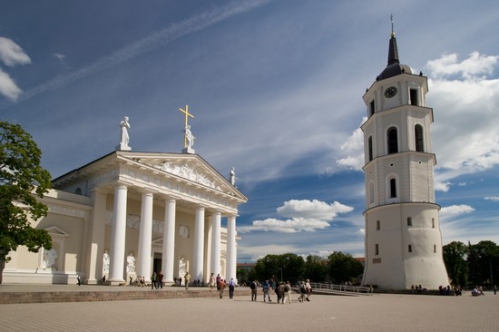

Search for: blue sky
xmin=1 ymin=0 xmax=499 ymax=262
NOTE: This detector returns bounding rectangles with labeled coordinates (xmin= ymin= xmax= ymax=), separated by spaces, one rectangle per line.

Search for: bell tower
xmin=361 ymin=22 xmax=449 ymax=290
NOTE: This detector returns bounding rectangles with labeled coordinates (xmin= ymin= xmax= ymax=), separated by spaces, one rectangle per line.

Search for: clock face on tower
xmin=384 ymin=86 xmax=397 ymax=98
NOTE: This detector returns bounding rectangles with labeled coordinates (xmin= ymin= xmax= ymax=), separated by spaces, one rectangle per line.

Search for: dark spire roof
xmin=376 ymin=16 xmax=410 ymax=81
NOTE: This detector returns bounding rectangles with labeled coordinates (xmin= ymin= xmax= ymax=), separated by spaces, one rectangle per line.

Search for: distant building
xmin=361 ymin=26 xmax=449 ymax=290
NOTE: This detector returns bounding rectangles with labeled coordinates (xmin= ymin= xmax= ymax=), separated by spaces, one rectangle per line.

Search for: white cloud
xmin=0 ymin=37 xmax=31 ymax=67
xmin=0 ymin=68 xmax=22 ymax=100
xmin=336 ymin=118 xmax=365 ymax=171
xmin=239 ymin=199 xmax=354 ymax=233
xmin=440 ymin=205 xmax=475 ymax=220
xmin=427 ymin=52 xmax=499 ymax=80
xmin=484 ymin=196 xmax=499 ymax=202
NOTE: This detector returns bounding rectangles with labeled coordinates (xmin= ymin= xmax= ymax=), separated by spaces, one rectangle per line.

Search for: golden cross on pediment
xmin=179 ymin=105 xmax=194 ymax=148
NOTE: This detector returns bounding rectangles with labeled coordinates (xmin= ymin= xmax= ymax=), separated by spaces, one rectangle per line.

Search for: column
xmin=226 ymin=215 xmax=237 ymax=283
xmin=108 ymin=184 xmax=128 ymax=285
xmin=162 ymin=198 xmax=176 ymax=283
xmin=85 ymin=188 xmax=107 ymax=284
xmin=192 ymin=206 xmax=205 ymax=281
xmin=210 ymin=212 xmax=221 ymax=277
xmin=137 ymin=192 xmax=153 ymax=282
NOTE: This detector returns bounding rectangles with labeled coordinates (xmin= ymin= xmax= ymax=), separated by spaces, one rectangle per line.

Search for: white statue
xmin=126 ymin=252 xmax=136 ymax=273
xmin=102 ymin=251 xmax=110 ymax=274
xmin=42 ymin=248 xmax=57 ymax=269
xmin=184 ymin=125 xmax=195 ymax=148
xmin=230 ymin=167 xmax=237 ymax=186
xmin=119 ymin=116 xmax=131 ymax=149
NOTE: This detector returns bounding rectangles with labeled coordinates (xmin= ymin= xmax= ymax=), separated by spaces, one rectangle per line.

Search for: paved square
xmin=0 ymin=292 xmax=497 ymax=332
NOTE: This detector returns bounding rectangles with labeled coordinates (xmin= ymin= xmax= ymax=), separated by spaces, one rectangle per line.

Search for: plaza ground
xmin=0 ymin=285 xmax=497 ymax=332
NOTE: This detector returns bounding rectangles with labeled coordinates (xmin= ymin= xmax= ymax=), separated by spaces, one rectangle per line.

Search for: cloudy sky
xmin=2 ymin=0 xmax=499 ymax=262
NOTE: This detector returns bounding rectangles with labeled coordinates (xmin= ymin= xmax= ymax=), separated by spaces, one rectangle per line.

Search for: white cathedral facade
xmin=361 ymin=28 xmax=449 ymax=290
xmin=3 ymin=117 xmax=247 ymax=285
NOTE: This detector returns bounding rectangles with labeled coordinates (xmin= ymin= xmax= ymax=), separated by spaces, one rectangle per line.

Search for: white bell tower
xmin=361 ymin=23 xmax=449 ymax=290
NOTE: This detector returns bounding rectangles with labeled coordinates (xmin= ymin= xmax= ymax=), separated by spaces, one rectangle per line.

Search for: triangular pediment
xmin=44 ymin=226 xmax=70 ymax=237
xmin=117 ymin=151 xmax=246 ymax=200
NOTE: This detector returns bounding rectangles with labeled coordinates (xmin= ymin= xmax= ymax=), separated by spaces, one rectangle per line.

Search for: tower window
xmin=387 ymin=127 xmax=398 ymax=154
xmin=368 ymin=136 xmax=373 ymax=161
xmin=415 ymin=125 xmax=424 ymax=152
xmin=369 ymin=183 xmax=375 ymax=204
xmin=434 ymin=244 xmax=437 ymax=253
xmin=408 ymin=244 xmax=412 ymax=253
xmin=410 ymin=89 xmax=419 ymax=106
xmin=375 ymin=244 xmax=379 ymax=255
xmin=376 ymin=220 xmax=380 ymax=230
xmin=407 ymin=217 xmax=412 ymax=226
xmin=432 ymin=218 xmax=435 ymax=229
xmin=370 ymin=100 xmax=375 ymax=116
xmin=390 ymin=178 xmax=397 ymax=198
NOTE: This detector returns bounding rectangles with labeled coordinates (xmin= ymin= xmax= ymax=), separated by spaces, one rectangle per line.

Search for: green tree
xmin=0 ymin=121 xmax=52 ymax=264
xmin=443 ymin=241 xmax=468 ymax=287
xmin=471 ymin=240 xmax=499 ymax=287
xmin=304 ymin=255 xmax=328 ymax=282
xmin=254 ymin=253 xmax=305 ymax=284
xmin=328 ymin=251 xmax=363 ymax=284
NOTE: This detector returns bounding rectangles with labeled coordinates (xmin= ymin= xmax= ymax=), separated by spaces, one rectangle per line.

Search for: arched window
xmin=368 ymin=136 xmax=373 ymax=161
xmin=415 ymin=125 xmax=424 ymax=152
xmin=387 ymin=127 xmax=398 ymax=154
xmin=390 ymin=178 xmax=397 ymax=198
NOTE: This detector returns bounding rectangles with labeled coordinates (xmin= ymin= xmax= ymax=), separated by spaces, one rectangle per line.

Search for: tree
xmin=443 ymin=241 xmax=468 ymax=287
xmin=254 ymin=253 xmax=305 ymax=283
xmin=0 ymin=121 xmax=52 ymax=264
xmin=328 ymin=251 xmax=364 ymax=284
xmin=470 ymin=240 xmax=499 ymax=287
xmin=304 ymin=255 xmax=329 ymax=282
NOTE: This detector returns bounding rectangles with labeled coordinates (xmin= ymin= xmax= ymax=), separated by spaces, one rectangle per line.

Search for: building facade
xmin=4 ymin=126 xmax=247 ymax=285
xmin=361 ymin=28 xmax=449 ymax=290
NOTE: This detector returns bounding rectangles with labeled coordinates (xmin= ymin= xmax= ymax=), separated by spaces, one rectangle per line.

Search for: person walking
xmin=305 ymin=279 xmax=312 ymax=301
xmin=299 ymin=281 xmax=307 ymax=302
xmin=218 ymin=279 xmax=226 ymax=299
xmin=151 ymin=272 xmax=158 ymax=289
xmin=262 ymin=280 xmax=271 ymax=302
xmin=283 ymin=281 xmax=292 ymax=304
xmin=184 ymin=272 xmax=191 ymax=290
xmin=228 ymin=278 xmax=236 ymax=299
xmin=250 ymin=280 xmax=258 ymax=301
xmin=157 ymin=271 xmax=164 ymax=289
xmin=209 ymin=273 xmax=216 ymax=292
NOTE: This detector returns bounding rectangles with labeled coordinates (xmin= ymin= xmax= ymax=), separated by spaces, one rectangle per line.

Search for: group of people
xmin=249 ymin=277 xmax=312 ymax=304
xmin=150 ymin=271 xmax=165 ymax=289
xmin=208 ymin=273 xmax=235 ymax=299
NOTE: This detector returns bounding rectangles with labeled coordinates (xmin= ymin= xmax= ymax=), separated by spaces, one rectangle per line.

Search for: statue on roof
xmin=117 ymin=116 xmax=132 ymax=151
xmin=230 ymin=167 xmax=237 ymax=186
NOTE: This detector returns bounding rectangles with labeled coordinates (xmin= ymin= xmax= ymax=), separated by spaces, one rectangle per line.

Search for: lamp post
xmin=279 ymin=268 xmax=283 ymax=282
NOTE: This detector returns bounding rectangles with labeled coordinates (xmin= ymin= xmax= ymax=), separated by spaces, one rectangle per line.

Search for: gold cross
xmin=179 ymin=105 xmax=194 ymax=148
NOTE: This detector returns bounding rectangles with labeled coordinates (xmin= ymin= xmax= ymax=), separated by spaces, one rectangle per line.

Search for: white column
xmin=226 ymin=215 xmax=237 ymax=283
xmin=192 ymin=206 xmax=205 ymax=281
xmin=85 ymin=188 xmax=107 ymax=284
xmin=210 ymin=212 xmax=222 ymax=277
xmin=162 ymin=198 xmax=176 ymax=283
xmin=137 ymin=192 xmax=153 ymax=281
xmin=108 ymin=184 xmax=128 ymax=284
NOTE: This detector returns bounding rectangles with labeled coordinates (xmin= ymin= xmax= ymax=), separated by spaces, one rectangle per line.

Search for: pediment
xmin=117 ymin=152 xmax=245 ymax=200
xmin=44 ymin=226 xmax=70 ymax=237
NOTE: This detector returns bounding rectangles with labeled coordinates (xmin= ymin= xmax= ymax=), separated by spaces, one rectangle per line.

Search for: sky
xmin=1 ymin=0 xmax=499 ymax=262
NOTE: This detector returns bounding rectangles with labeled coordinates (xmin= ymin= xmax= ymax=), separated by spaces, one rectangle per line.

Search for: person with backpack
xmin=299 ymin=281 xmax=307 ymax=302
xmin=282 ymin=281 xmax=292 ymax=304
xmin=250 ymin=280 xmax=258 ymax=301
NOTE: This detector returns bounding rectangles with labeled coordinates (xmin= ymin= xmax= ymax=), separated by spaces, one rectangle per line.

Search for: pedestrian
xmin=151 ymin=272 xmax=158 ymax=289
xmin=218 ymin=279 xmax=226 ymax=298
xmin=209 ymin=273 xmax=216 ymax=291
xmin=228 ymin=278 xmax=235 ymax=299
xmin=216 ymin=274 xmax=221 ymax=290
xmin=494 ymin=285 xmax=497 ymax=295
xmin=278 ymin=282 xmax=285 ymax=303
xmin=77 ymin=275 xmax=81 ymax=286
xmin=305 ymin=279 xmax=312 ymax=301
xmin=157 ymin=271 xmax=164 ymax=289
xmin=283 ymin=281 xmax=292 ymax=304
xmin=250 ymin=280 xmax=258 ymax=301
xmin=262 ymin=280 xmax=271 ymax=302
xmin=299 ymin=281 xmax=307 ymax=302
xmin=184 ymin=272 xmax=191 ymax=290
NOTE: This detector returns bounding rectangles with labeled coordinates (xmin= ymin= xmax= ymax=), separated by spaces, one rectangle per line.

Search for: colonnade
xmin=99 ymin=183 xmax=237 ymax=285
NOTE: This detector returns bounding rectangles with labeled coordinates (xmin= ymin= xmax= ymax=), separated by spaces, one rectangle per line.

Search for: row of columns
xmin=106 ymin=183 xmax=237 ymax=285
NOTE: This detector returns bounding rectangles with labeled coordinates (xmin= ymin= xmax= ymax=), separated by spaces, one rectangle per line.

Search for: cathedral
xmin=361 ymin=25 xmax=449 ymax=290
xmin=3 ymin=114 xmax=247 ymax=285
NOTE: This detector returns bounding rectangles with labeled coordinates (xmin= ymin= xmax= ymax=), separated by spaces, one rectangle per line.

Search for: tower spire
xmin=387 ymin=14 xmax=399 ymax=66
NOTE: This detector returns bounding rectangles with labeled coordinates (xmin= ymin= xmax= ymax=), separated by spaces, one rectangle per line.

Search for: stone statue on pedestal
xmin=117 ymin=116 xmax=131 ymax=151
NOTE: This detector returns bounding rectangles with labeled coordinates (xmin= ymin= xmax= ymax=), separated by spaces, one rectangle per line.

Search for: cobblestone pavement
xmin=1 ymin=291 xmax=497 ymax=332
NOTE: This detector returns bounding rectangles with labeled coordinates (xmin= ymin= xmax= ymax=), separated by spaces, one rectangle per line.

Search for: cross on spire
xmin=179 ymin=105 xmax=194 ymax=148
